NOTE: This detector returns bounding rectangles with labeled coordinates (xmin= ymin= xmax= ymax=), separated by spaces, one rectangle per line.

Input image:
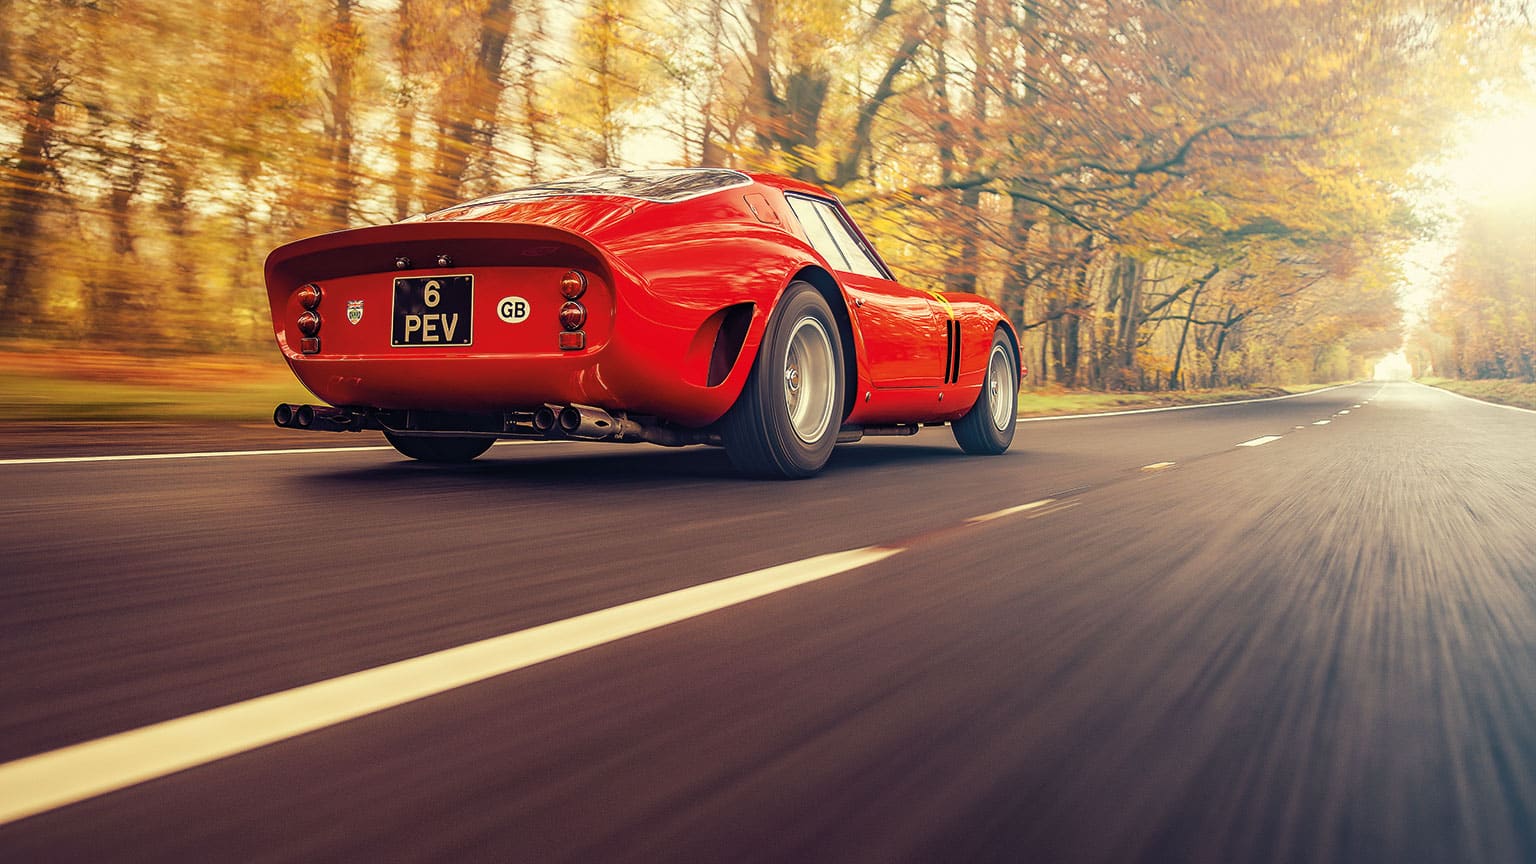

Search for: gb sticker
xmin=498 ymin=296 xmax=531 ymax=324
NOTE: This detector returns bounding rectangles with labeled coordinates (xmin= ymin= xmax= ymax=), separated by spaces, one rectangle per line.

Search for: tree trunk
xmin=1168 ymin=284 xmax=1204 ymax=390
xmin=325 ymin=0 xmax=358 ymax=229
xmin=518 ymin=0 xmax=547 ymax=180
xmin=0 ymin=78 xmax=62 ymax=335
xmin=999 ymin=197 xmax=1034 ymax=334
xmin=950 ymin=0 xmax=991 ymax=296
xmin=392 ymin=0 xmax=416 ymax=222
xmin=429 ymin=0 xmax=514 ymax=205
xmin=1208 ymin=304 xmax=1236 ymax=387
xmin=1119 ymin=257 xmax=1142 ymax=378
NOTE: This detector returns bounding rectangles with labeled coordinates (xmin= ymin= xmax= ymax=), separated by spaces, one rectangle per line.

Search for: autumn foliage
xmin=0 ymin=0 xmax=1509 ymax=390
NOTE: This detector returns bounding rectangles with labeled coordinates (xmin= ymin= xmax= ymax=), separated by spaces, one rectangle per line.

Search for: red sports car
xmin=265 ymin=168 xmax=1023 ymax=478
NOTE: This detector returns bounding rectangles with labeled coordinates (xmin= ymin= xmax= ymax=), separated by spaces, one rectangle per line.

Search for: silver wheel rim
xmin=784 ymin=316 xmax=836 ymax=444
xmin=986 ymin=343 xmax=1015 ymax=431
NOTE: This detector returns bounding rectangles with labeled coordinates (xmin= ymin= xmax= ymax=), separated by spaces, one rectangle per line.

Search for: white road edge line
xmin=1015 ymin=382 xmax=1357 ymax=423
xmin=966 ymin=498 xmax=1056 ymax=524
xmin=0 ymin=439 xmax=540 ymax=467
xmin=1236 ymin=436 xmax=1283 ymax=447
xmin=1414 ymin=381 xmax=1536 ymax=415
xmin=0 ymin=544 xmax=901 ymax=826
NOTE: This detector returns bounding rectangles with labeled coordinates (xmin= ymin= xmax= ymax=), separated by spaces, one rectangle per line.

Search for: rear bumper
xmin=281 ymin=337 xmax=746 ymax=428
xmin=273 ymin=401 xmax=720 ymax=447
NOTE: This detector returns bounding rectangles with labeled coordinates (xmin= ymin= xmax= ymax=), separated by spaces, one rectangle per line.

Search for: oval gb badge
xmin=498 ymin=296 xmax=531 ymax=324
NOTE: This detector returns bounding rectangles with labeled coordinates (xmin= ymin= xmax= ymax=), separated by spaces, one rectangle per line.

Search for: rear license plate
xmin=392 ymin=275 xmax=473 ymax=347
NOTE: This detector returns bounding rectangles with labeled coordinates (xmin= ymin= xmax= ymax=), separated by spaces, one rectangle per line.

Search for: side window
xmin=785 ymin=196 xmax=885 ymax=279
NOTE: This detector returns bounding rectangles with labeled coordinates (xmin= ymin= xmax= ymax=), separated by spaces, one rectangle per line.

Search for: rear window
xmin=439 ymin=168 xmax=753 ymax=212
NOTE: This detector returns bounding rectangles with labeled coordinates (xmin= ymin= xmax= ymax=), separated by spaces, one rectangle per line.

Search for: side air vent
xmin=708 ymin=304 xmax=754 ymax=386
xmin=944 ymin=319 xmax=961 ymax=384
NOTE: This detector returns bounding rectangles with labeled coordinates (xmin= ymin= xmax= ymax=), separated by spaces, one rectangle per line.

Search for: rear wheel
xmin=953 ymin=330 xmax=1018 ymax=455
xmin=383 ymin=431 xmax=494 ymax=463
xmin=721 ymin=282 xmax=844 ymax=479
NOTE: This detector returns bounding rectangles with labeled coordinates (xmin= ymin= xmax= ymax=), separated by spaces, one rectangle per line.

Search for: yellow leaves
xmin=318 ymin=18 xmax=366 ymax=65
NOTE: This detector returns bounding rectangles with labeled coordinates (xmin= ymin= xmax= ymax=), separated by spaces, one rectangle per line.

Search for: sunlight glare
xmin=1374 ymin=352 xmax=1413 ymax=381
xmin=1445 ymin=104 xmax=1536 ymax=206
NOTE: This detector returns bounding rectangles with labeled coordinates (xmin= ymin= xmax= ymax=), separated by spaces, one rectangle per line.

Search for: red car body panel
xmin=265 ymin=170 xmax=1019 ymax=431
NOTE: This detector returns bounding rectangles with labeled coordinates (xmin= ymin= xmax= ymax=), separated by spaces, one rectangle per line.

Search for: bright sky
xmin=1443 ymin=103 xmax=1536 ymax=207
xmin=1391 ymin=93 xmax=1536 ymax=373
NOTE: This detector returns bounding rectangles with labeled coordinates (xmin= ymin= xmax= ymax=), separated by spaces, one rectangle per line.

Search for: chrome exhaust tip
xmin=558 ymin=405 xmax=617 ymax=439
xmin=294 ymin=404 xmax=315 ymax=429
xmin=533 ymin=405 xmax=559 ymax=434
xmin=274 ymin=404 xmax=296 ymax=427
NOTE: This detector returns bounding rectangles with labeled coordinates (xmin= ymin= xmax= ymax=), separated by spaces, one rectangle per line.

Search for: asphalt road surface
xmin=3 ymin=381 xmax=1535 ymax=863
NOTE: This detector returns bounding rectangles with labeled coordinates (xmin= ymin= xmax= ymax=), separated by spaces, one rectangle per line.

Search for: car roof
xmin=434 ymin=168 xmax=755 ymax=213
xmin=746 ymin=172 xmax=836 ymax=199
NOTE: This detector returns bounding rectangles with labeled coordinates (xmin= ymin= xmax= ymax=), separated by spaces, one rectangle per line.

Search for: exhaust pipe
xmin=558 ymin=404 xmax=620 ymax=439
xmin=554 ymin=404 xmax=714 ymax=447
xmin=273 ymin=403 xmax=368 ymax=433
xmin=533 ymin=405 xmax=560 ymax=434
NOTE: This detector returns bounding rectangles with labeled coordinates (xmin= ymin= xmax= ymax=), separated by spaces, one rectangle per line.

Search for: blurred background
xmin=0 ymin=0 xmax=1532 ymax=420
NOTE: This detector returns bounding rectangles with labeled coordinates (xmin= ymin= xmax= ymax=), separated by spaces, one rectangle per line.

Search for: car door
xmin=783 ymin=194 xmax=949 ymax=388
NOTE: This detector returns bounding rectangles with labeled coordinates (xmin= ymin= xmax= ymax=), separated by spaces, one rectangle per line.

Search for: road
xmin=2 ymin=381 xmax=1535 ymax=863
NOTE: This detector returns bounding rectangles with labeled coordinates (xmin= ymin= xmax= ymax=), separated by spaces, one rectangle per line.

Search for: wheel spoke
xmin=784 ymin=317 xmax=835 ymax=443
xmin=988 ymin=345 xmax=1015 ymax=431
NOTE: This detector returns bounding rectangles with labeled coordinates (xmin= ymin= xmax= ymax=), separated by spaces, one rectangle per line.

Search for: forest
xmin=1 ymin=0 xmax=1531 ymax=390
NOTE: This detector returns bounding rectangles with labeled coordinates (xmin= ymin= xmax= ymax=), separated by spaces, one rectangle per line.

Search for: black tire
xmin=383 ymin=431 xmax=494 ymax=463
xmin=720 ymin=282 xmax=845 ymax=479
xmin=953 ymin=329 xmax=1019 ymax=455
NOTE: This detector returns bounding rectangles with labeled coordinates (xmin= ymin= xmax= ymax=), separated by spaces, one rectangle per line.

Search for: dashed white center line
xmin=1294 ymin=426 xmax=1307 ymax=430
xmin=967 ymin=498 xmax=1057 ymax=524
xmin=0 ymin=545 xmax=900 ymax=826
xmin=1313 ymin=420 xmax=1331 ymax=425
xmin=1337 ymin=410 xmax=1351 ymax=415
xmin=1140 ymin=461 xmax=1176 ymax=472
xmin=1237 ymin=435 xmax=1283 ymax=448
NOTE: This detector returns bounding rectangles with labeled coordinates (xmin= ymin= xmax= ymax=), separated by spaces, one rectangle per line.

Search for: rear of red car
xmin=266 ymin=219 xmax=623 ymax=413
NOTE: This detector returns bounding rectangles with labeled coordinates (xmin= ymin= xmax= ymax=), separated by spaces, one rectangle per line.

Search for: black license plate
xmin=392 ymin=275 xmax=473 ymax=347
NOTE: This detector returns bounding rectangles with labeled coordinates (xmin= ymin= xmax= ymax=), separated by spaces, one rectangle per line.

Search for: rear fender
xmin=706 ymin=264 xmax=861 ymax=423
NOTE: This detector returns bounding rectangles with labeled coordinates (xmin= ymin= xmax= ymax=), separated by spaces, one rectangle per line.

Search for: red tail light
xmin=297 ymin=311 xmax=321 ymax=336
xmin=560 ymin=270 xmax=587 ymax=300
xmin=559 ymin=301 xmax=586 ymax=331
xmin=297 ymin=283 xmax=322 ymax=309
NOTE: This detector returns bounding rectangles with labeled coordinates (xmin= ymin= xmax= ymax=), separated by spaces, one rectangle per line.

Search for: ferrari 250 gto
xmin=265 ymin=168 xmax=1023 ymax=478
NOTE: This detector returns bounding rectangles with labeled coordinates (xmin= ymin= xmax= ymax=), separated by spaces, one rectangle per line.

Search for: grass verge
xmin=0 ymin=344 xmax=311 ymax=422
xmin=1417 ymin=377 xmax=1536 ymax=411
xmin=0 ymin=341 xmax=1350 ymax=422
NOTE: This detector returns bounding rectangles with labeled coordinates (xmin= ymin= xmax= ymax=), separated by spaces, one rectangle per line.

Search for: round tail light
xmin=297 ymin=311 xmax=322 ymax=336
xmin=559 ymin=301 xmax=586 ymax=331
xmin=560 ymin=270 xmax=587 ymax=300
xmin=297 ymin=283 xmax=322 ymax=309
